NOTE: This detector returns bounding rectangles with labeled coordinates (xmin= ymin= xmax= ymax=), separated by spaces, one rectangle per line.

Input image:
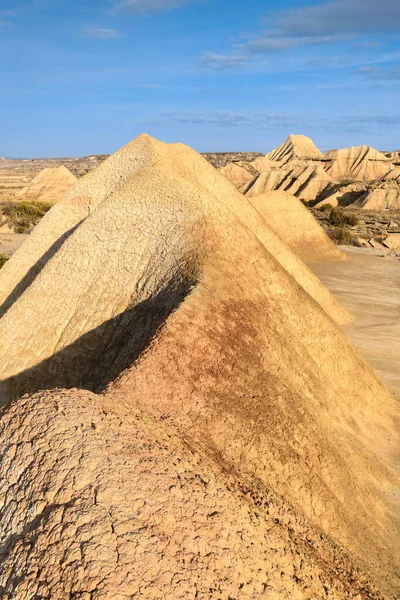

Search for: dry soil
xmin=311 ymin=247 xmax=400 ymax=400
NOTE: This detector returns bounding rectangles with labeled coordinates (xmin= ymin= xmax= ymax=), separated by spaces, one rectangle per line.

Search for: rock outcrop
xmin=324 ymin=146 xmax=393 ymax=181
xmin=218 ymin=161 xmax=257 ymax=189
xmin=0 ymin=134 xmax=398 ymax=599
xmin=245 ymin=163 xmax=332 ymax=201
xmin=247 ymin=190 xmax=343 ymax=262
xmin=266 ymin=134 xmax=324 ymax=164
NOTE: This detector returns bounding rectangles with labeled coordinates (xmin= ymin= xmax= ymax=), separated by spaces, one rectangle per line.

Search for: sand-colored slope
xmin=355 ymin=186 xmax=400 ymax=209
xmin=245 ymin=163 xmax=332 ymax=201
xmin=218 ymin=161 xmax=256 ymax=189
xmin=16 ymin=165 xmax=78 ymax=204
xmin=0 ymin=135 xmax=398 ymax=597
xmin=0 ymin=136 xmax=347 ymax=326
xmin=1 ymin=389 xmax=392 ymax=600
xmin=250 ymin=155 xmax=281 ymax=172
xmin=248 ymin=190 xmax=344 ymax=262
xmin=266 ymin=134 xmax=324 ymax=164
xmin=313 ymin=183 xmax=367 ymax=208
xmin=324 ymin=145 xmax=393 ymax=181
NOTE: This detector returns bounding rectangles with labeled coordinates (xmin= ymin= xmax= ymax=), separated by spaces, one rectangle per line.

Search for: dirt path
xmin=311 ymin=247 xmax=400 ymax=400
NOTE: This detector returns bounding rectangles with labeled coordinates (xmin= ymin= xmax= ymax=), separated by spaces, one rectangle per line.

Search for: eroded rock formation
xmin=0 ymin=134 xmax=398 ymax=599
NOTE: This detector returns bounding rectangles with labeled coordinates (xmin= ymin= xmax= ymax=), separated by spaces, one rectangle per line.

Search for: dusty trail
xmin=311 ymin=247 xmax=400 ymax=400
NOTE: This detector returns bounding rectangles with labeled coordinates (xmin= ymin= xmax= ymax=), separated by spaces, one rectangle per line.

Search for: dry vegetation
xmin=1 ymin=200 xmax=52 ymax=233
xmin=0 ymin=254 xmax=8 ymax=269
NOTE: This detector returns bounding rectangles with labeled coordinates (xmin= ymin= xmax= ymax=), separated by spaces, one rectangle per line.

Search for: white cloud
xmin=202 ymin=0 xmax=400 ymax=70
xmin=116 ymin=0 xmax=192 ymax=14
xmin=82 ymin=26 xmax=123 ymax=39
xmin=201 ymin=52 xmax=247 ymax=70
xmin=273 ymin=0 xmax=400 ymax=37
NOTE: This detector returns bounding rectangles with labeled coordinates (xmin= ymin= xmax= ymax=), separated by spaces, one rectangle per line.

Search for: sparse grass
xmin=328 ymin=207 xmax=359 ymax=227
xmin=328 ymin=226 xmax=357 ymax=246
xmin=1 ymin=200 xmax=52 ymax=233
xmin=0 ymin=254 xmax=9 ymax=269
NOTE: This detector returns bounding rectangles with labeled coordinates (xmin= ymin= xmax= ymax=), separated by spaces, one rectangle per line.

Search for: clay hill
xmin=266 ymin=133 xmax=325 ymax=164
xmin=15 ymin=165 xmax=78 ymax=204
xmin=0 ymin=155 xmax=108 ymax=203
xmin=218 ymin=134 xmax=400 ymax=212
xmin=0 ymin=134 xmax=399 ymax=599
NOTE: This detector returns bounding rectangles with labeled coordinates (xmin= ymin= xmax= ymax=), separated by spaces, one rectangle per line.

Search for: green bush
xmin=0 ymin=254 xmax=9 ymax=269
xmin=328 ymin=207 xmax=359 ymax=227
xmin=1 ymin=201 xmax=52 ymax=233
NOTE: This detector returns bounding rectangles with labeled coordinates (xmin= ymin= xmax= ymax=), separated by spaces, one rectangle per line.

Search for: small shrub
xmin=328 ymin=226 xmax=356 ymax=246
xmin=0 ymin=254 xmax=9 ymax=269
xmin=317 ymin=203 xmax=333 ymax=212
xmin=329 ymin=207 xmax=359 ymax=227
xmin=338 ymin=177 xmax=357 ymax=186
xmin=1 ymin=200 xmax=52 ymax=233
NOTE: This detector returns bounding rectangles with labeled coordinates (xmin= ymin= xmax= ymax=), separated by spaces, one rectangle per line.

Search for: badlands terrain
xmin=0 ymin=134 xmax=399 ymax=599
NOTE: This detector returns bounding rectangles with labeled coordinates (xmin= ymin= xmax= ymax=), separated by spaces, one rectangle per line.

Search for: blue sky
xmin=1 ymin=0 xmax=400 ymax=157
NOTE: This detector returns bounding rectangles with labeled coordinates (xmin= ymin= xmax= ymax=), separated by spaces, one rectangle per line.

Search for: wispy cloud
xmin=247 ymin=33 xmax=353 ymax=53
xmin=355 ymin=62 xmax=400 ymax=79
xmin=271 ymin=0 xmax=400 ymax=37
xmin=201 ymin=52 xmax=247 ymax=70
xmin=143 ymin=109 xmax=400 ymax=134
xmin=202 ymin=0 xmax=400 ymax=70
xmin=115 ymin=0 xmax=195 ymax=14
xmin=0 ymin=9 xmax=18 ymax=17
xmin=144 ymin=110 xmax=317 ymax=129
xmin=81 ymin=26 xmax=123 ymax=39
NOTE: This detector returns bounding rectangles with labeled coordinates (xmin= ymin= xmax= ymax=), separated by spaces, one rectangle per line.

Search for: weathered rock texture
xmin=218 ymin=161 xmax=257 ymax=189
xmin=216 ymin=137 xmax=400 ymax=210
xmin=324 ymin=146 xmax=393 ymax=181
xmin=15 ymin=166 xmax=78 ymax=204
xmin=247 ymin=191 xmax=343 ymax=262
xmin=266 ymin=134 xmax=324 ymax=164
xmin=0 ymin=134 xmax=399 ymax=599
xmin=245 ymin=163 xmax=333 ymax=201
xmin=355 ymin=184 xmax=400 ymax=209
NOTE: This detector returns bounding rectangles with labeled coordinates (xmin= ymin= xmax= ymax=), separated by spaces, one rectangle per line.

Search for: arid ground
xmin=311 ymin=247 xmax=400 ymax=400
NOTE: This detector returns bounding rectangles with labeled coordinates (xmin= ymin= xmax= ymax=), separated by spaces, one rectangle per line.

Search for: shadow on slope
xmin=0 ymin=270 xmax=198 ymax=403
xmin=0 ymin=223 xmax=82 ymax=318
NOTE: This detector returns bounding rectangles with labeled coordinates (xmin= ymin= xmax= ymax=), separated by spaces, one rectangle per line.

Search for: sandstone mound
xmin=355 ymin=185 xmax=400 ymax=209
xmin=247 ymin=190 xmax=344 ymax=262
xmin=324 ymin=145 xmax=393 ymax=181
xmin=218 ymin=160 xmax=256 ymax=189
xmin=266 ymin=134 xmax=324 ymax=164
xmin=382 ymin=165 xmax=400 ymax=181
xmin=314 ymin=182 xmax=367 ymax=208
xmin=0 ymin=136 xmax=347 ymax=323
xmin=0 ymin=135 xmax=398 ymax=598
xmin=16 ymin=165 xmax=78 ymax=204
xmin=245 ymin=163 xmax=332 ymax=201
xmin=249 ymin=155 xmax=282 ymax=172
